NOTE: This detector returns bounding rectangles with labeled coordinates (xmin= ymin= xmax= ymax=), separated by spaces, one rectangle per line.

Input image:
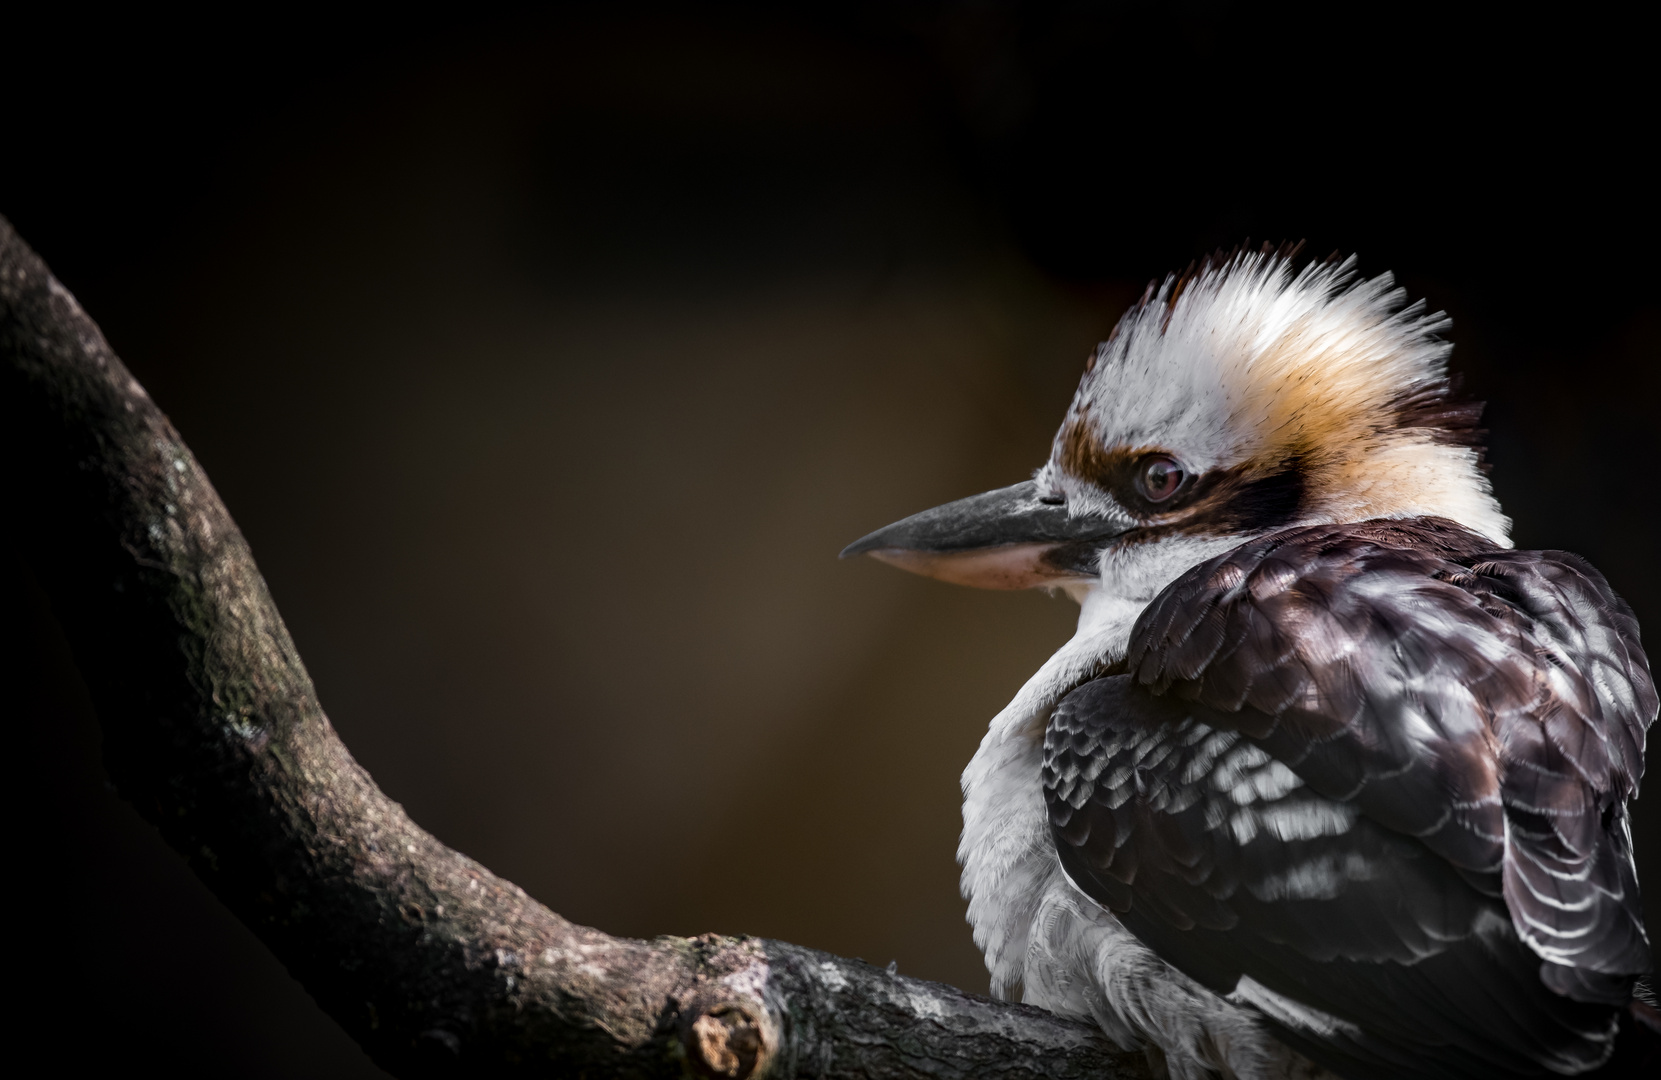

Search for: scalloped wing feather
xmin=1047 ymin=518 xmax=1655 ymax=1077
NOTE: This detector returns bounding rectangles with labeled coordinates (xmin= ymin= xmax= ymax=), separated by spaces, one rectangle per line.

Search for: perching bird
xmin=842 ymin=249 xmax=1656 ymax=1080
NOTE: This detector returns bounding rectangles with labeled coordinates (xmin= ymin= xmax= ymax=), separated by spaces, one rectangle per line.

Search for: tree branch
xmin=1 ymin=216 xmax=1146 ymax=1078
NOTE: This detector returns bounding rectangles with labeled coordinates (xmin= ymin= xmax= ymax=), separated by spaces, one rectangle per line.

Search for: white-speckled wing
xmin=1046 ymin=516 xmax=1655 ymax=1078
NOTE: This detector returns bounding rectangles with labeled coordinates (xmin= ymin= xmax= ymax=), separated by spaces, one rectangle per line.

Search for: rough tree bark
xmin=1 ymin=217 xmax=1149 ymax=1079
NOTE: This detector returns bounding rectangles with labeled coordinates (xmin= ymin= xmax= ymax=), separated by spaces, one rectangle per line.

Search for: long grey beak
xmin=839 ymin=480 xmax=1127 ymax=589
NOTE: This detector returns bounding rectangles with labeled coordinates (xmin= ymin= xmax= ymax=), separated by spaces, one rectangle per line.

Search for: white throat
xmin=988 ymin=587 xmax=1141 ymax=744
xmin=957 ymin=563 xmax=1322 ymax=1076
xmin=959 ymin=547 xmax=1227 ymax=1003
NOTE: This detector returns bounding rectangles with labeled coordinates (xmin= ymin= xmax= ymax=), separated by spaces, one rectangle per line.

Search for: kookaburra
xmin=842 ymin=250 xmax=1656 ymax=1079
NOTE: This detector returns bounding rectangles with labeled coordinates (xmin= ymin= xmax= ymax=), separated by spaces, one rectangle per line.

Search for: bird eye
xmin=1135 ymin=454 xmax=1186 ymax=503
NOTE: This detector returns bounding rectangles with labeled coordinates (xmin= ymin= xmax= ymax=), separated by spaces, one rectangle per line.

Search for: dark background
xmin=4 ymin=4 xmax=1654 ymax=1075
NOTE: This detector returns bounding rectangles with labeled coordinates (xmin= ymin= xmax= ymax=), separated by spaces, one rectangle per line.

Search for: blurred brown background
xmin=3 ymin=4 xmax=1655 ymax=1076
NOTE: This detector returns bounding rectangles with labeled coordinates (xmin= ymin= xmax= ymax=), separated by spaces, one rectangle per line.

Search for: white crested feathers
xmin=1036 ymin=250 xmax=1511 ymax=546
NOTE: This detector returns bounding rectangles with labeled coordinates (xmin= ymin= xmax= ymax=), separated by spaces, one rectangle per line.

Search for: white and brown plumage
xmin=843 ymin=250 xmax=1656 ymax=1079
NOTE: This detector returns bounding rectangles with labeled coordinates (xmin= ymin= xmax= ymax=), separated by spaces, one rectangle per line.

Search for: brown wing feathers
xmin=1045 ymin=518 xmax=1656 ymax=1077
xmin=1126 ymin=519 xmax=1654 ymax=984
xmin=1046 ymin=682 xmax=1615 ymax=1078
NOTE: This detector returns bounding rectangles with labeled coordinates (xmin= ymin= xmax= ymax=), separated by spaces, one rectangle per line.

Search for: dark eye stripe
xmin=1054 ymin=417 xmax=1306 ymax=532
xmin=1121 ymin=459 xmax=1308 ymax=546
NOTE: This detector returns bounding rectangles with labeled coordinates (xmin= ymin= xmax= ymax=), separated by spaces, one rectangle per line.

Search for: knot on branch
xmin=682 ymin=1000 xmax=770 ymax=1080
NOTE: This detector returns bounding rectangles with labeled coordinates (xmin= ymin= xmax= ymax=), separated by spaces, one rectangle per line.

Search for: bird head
xmin=842 ymin=249 xmax=1510 ymax=604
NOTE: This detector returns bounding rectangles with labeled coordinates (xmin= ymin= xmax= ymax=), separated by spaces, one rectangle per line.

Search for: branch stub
xmin=684 ymin=1001 xmax=770 ymax=1080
